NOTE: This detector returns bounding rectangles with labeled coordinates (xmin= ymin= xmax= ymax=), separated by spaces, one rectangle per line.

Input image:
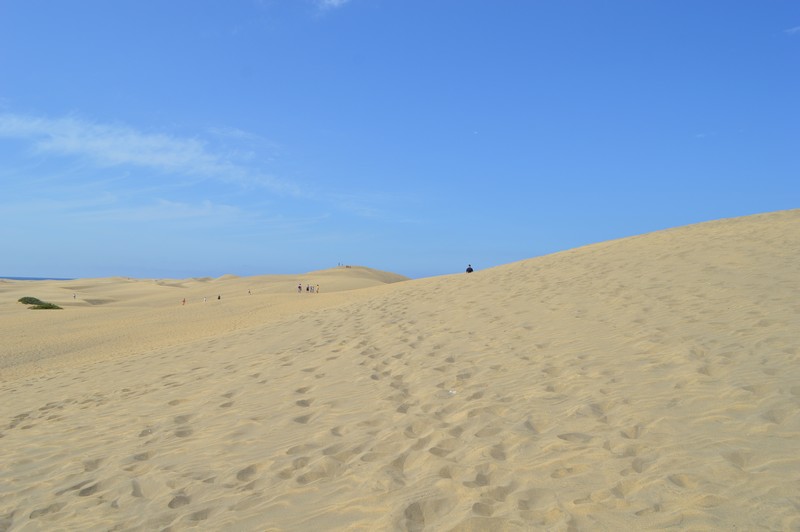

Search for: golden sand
xmin=1 ymin=210 xmax=798 ymax=530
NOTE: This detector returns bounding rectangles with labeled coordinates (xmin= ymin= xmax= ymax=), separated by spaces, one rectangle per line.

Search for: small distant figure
xmin=466 ymin=264 xmax=474 ymax=273
xmin=73 ymin=293 xmax=76 ymax=299
xmin=203 ymin=297 xmax=207 ymax=303
xmin=217 ymin=295 xmax=221 ymax=300
xmin=182 ymin=298 xmax=186 ymax=305
xmin=316 ymin=284 xmax=320 ymax=293
xmin=248 ymin=290 xmax=251 ymax=295
xmin=298 ymin=283 xmax=302 ymax=293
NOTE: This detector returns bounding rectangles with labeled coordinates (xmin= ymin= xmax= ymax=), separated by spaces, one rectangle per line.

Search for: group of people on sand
xmin=298 ymin=283 xmax=320 ymax=293
xmin=179 ymin=281 xmax=325 ymax=305
xmin=181 ymin=294 xmax=222 ymax=305
xmin=178 ymin=264 xmax=474 ymax=306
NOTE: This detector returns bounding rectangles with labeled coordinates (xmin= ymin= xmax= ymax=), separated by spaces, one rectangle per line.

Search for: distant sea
xmin=0 ymin=276 xmax=74 ymax=281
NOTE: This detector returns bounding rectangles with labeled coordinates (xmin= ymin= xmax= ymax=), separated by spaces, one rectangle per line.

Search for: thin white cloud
xmin=0 ymin=113 xmax=299 ymax=196
xmin=318 ymin=0 xmax=351 ymax=10
xmin=0 ymin=112 xmax=393 ymax=221
xmin=785 ymin=26 xmax=800 ymax=34
xmin=84 ymin=198 xmax=247 ymax=223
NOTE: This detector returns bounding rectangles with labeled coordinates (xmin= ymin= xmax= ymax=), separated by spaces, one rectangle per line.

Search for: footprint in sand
xmin=411 ymin=435 xmax=433 ymax=451
xmin=486 ymin=483 xmax=516 ymax=503
xmin=475 ymin=425 xmax=503 ymax=438
xmin=296 ymin=457 xmax=342 ymax=485
xmin=55 ymin=480 xmax=91 ymax=496
xmin=472 ymin=501 xmax=495 ymax=517
xmin=667 ymin=473 xmax=696 ymax=488
xmin=620 ymin=424 xmax=644 ymax=439
xmin=557 ymin=433 xmax=593 ymax=444
xmin=29 ymin=502 xmax=66 ymax=519
xmin=429 ymin=438 xmax=461 ymax=457
xmin=8 ymin=412 xmax=30 ymax=429
xmin=236 ymin=464 xmax=258 ymax=482
xmin=83 ymin=458 xmax=103 ymax=471
xmin=722 ymin=450 xmax=751 ymax=469
xmin=402 ymin=497 xmax=457 ymax=530
xmin=490 ymin=443 xmax=507 ymax=461
xmin=286 ymin=443 xmax=317 ymax=455
xmin=551 ymin=465 xmax=588 ymax=479
xmin=131 ymin=479 xmax=144 ymax=498
xmin=396 ymin=402 xmax=413 ymax=413
xmin=463 ymin=472 xmax=491 ymax=488
xmin=330 ymin=425 xmax=350 ymax=437
xmin=762 ymin=408 xmax=789 ymax=424
xmin=631 ymin=457 xmax=648 ymax=473
xmin=168 ymin=493 xmax=191 ymax=508
xmin=610 ymin=479 xmax=636 ymax=499
xmin=78 ymin=483 xmax=100 ymax=497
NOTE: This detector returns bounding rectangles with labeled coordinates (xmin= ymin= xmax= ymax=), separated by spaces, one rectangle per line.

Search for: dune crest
xmin=1 ymin=210 xmax=799 ymax=530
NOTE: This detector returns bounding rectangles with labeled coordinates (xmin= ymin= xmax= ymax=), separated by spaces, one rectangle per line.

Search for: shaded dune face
xmin=1 ymin=209 xmax=798 ymax=531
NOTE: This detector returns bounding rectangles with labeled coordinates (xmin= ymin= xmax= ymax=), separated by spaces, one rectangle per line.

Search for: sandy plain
xmin=1 ymin=209 xmax=799 ymax=531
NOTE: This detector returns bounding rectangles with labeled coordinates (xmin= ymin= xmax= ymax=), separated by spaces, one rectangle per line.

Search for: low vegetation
xmin=18 ymin=296 xmax=62 ymax=310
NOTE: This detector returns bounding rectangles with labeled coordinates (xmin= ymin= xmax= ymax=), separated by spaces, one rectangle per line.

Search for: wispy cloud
xmin=318 ymin=0 xmax=351 ymax=10
xmin=85 ymin=198 xmax=247 ymax=223
xmin=0 ymin=112 xmax=394 ymax=223
xmin=0 ymin=113 xmax=299 ymax=195
xmin=785 ymin=26 xmax=800 ymax=35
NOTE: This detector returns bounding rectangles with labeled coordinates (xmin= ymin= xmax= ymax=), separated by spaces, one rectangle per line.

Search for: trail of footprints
xmin=252 ymin=317 xmax=554 ymax=528
xmin=5 ymin=299 xmax=796 ymax=531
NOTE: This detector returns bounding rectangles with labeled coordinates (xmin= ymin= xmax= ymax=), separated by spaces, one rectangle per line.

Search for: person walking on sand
xmin=182 ymin=298 xmax=186 ymax=305
xmin=466 ymin=264 xmax=474 ymax=273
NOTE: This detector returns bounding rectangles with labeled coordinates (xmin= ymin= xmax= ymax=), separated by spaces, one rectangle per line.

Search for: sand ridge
xmin=0 ymin=266 xmax=407 ymax=376
xmin=1 ymin=210 xmax=799 ymax=530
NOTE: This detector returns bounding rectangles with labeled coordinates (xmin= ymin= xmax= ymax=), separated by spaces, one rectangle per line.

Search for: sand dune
xmin=1 ymin=210 xmax=799 ymax=531
xmin=0 ymin=266 xmax=407 ymax=376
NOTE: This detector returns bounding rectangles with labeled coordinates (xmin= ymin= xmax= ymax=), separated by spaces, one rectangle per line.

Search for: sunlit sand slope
xmin=0 ymin=265 xmax=407 ymax=373
xmin=1 ymin=210 xmax=798 ymax=531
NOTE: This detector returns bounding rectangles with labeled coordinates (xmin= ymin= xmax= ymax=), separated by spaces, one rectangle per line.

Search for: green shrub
xmin=31 ymin=303 xmax=62 ymax=310
xmin=18 ymin=297 xmax=62 ymax=310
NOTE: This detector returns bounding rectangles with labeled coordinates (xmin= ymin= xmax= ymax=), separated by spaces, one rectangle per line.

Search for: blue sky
xmin=1 ymin=1 xmax=798 ymax=279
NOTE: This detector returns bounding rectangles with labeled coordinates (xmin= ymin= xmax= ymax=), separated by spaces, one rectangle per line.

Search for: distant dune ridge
xmin=1 ymin=210 xmax=798 ymax=531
